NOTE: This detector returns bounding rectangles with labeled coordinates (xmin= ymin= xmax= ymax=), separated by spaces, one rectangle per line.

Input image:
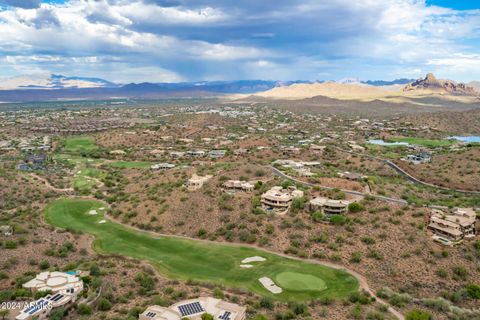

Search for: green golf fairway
xmin=45 ymin=199 xmax=358 ymax=301
xmin=275 ymin=272 xmax=327 ymax=292
xmin=64 ymin=136 xmax=97 ymax=153
xmin=108 ymin=161 xmax=153 ymax=169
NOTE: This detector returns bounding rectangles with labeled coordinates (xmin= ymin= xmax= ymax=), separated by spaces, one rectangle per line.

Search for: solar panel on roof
xmin=219 ymin=311 xmax=231 ymax=320
xmin=178 ymin=302 xmax=204 ymax=316
xmin=49 ymin=293 xmax=61 ymax=301
xmin=51 ymin=294 xmax=64 ymax=302
xmin=146 ymin=311 xmax=157 ymax=317
xmin=27 ymin=300 xmax=49 ymax=315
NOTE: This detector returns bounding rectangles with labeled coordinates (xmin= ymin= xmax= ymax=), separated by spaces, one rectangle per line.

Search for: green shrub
xmin=330 ymin=215 xmax=346 ymax=225
xmin=405 ymin=309 xmax=431 ymax=320
xmin=4 ymin=240 xmax=17 ymax=249
xmin=39 ymin=260 xmax=50 ymax=270
xmin=97 ymin=297 xmax=112 ymax=311
xmin=201 ymin=313 xmax=214 ymax=320
xmin=78 ymin=304 xmax=92 ymax=315
xmin=311 ymin=211 xmax=324 ymax=222
xmin=466 ymin=284 xmax=480 ymax=299
xmin=348 ymin=202 xmax=365 ymax=213
xmin=259 ymin=297 xmax=274 ymax=310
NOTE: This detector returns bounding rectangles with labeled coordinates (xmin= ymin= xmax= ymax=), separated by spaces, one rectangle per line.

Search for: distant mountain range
xmin=337 ymin=78 xmax=415 ymax=86
xmin=0 ymin=73 xmax=477 ymax=103
xmin=251 ymin=73 xmax=479 ymax=103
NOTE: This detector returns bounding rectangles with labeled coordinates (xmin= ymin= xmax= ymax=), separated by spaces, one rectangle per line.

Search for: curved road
xmin=334 ymin=146 xmax=480 ymax=195
xmin=270 ymin=166 xmax=408 ymax=205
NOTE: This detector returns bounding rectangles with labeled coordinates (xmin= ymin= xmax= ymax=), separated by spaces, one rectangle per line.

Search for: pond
xmin=448 ymin=136 xmax=480 ymax=143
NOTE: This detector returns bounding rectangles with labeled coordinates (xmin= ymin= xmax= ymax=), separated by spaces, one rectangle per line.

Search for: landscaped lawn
xmin=64 ymin=136 xmax=97 ymax=153
xmin=45 ymin=199 xmax=359 ymax=301
xmin=388 ymin=137 xmax=454 ymax=148
xmin=108 ymin=161 xmax=153 ymax=169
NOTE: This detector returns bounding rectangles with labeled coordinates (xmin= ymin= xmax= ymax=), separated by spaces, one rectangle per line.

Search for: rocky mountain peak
xmin=403 ymin=73 xmax=478 ymax=95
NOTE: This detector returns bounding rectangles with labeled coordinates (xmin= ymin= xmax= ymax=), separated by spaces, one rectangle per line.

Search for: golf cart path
xmin=29 ymin=173 xmax=74 ymax=193
xmin=94 ymin=203 xmax=403 ymax=320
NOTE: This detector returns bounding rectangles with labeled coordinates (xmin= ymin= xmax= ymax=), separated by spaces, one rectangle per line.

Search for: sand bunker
xmin=259 ymin=277 xmax=282 ymax=294
xmin=242 ymin=256 xmax=266 ymax=263
xmin=88 ymin=210 xmax=98 ymax=215
xmin=98 ymin=220 xmax=106 ymax=224
xmin=240 ymin=264 xmax=253 ymax=268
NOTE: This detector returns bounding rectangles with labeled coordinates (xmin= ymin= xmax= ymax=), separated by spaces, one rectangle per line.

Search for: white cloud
xmin=0 ymin=0 xmax=479 ymax=81
xmin=427 ymin=54 xmax=480 ymax=70
xmin=117 ymin=3 xmax=227 ymax=25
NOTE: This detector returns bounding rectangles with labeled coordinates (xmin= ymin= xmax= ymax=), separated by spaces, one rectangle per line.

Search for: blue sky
xmin=0 ymin=0 xmax=479 ymax=83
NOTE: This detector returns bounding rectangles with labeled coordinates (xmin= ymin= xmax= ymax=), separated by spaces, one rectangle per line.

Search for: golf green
xmin=45 ymin=198 xmax=358 ymax=301
xmin=276 ymin=272 xmax=327 ymax=292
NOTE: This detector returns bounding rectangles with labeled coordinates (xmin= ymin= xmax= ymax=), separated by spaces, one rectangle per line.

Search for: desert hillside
xmin=254 ymin=81 xmax=395 ymax=100
xmin=248 ymin=74 xmax=480 ymax=105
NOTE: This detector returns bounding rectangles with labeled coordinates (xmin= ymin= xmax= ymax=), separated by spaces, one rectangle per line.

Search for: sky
xmin=0 ymin=0 xmax=479 ymax=83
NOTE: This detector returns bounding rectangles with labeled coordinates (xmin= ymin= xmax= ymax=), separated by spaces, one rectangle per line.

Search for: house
xmin=149 ymin=149 xmax=166 ymax=156
xmin=25 ymin=154 xmax=47 ymax=164
xmin=310 ymin=144 xmax=326 ymax=154
xmin=186 ymin=174 xmax=213 ymax=191
xmin=209 ymin=149 xmax=227 ymax=159
xmin=0 ymin=225 xmax=13 ymax=236
xmin=17 ymin=271 xmax=84 ymax=320
xmin=139 ymin=297 xmax=246 ymax=320
xmin=109 ymin=149 xmax=126 ymax=155
xmin=187 ymin=150 xmax=206 ymax=158
xmin=295 ymin=168 xmax=314 ymax=177
xmin=178 ymin=138 xmax=194 ymax=144
xmin=281 ymin=146 xmax=301 ymax=155
xmin=223 ymin=180 xmax=255 ymax=193
xmin=338 ymin=171 xmax=365 ymax=181
xmin=151 ymin=163 xmax=175 ymax=170
xmin=261 ymin=186 xmax=304 ymax=215
xmin=233 ymin=148 xmax=248 ymax=156
xmin=402 ymin=151 xmax=431 ymax=164
xmin=308 ymin=197 xmax=351 ymax=216
xmin=427 ymin=208 xmax=477 ymax=246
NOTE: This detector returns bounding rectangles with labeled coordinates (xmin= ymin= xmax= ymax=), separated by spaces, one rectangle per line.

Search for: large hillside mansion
xmin=261 ymin=186 xmax=304 ymax=215
xmin=427 ymin=208 xmax=477 ymax=246
xmin=16 ymin=271 xmax=84 ymax=320
xmin=139 ymin=297 xmax=246 ymax=320
xmin=308 ymin=197 xmax=352 ymax=216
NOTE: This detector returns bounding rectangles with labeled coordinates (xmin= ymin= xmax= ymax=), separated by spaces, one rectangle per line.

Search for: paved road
xmin=334 ymin=146 xmax=480 ymax=195
xmin=384 ymin=160 xmax=480 ymax=195
xmin=270 ymin=166 xmax=409 ymax=205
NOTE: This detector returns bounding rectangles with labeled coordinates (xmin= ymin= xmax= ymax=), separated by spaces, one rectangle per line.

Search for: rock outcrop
xmin=403 ymin=73 xmax=478 ymax=95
